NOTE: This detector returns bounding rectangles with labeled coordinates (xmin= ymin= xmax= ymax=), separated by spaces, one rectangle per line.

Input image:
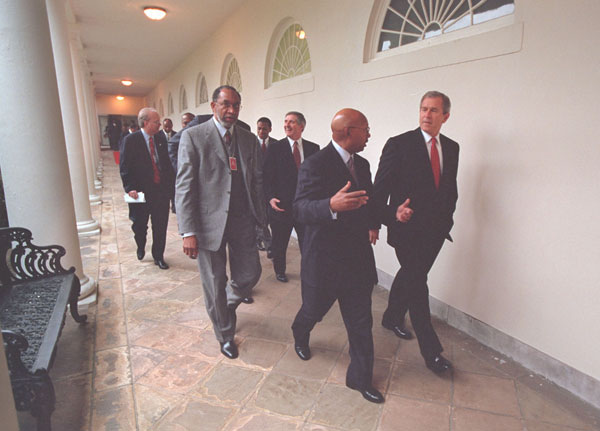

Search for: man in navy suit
xmin=255 ymin=116 xmax=277 ymax=256
xmin=263 ymin=112 xmax=319 ymax=282
xmin=372 ymin=91 xmax=459 ymax=374
xmin=291 ymin=108 xmax=383 ymax=403
xmin=120 ymin=107 xmax=174 ymax=269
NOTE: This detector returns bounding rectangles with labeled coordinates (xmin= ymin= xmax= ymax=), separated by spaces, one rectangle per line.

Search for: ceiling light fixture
xmin=121 ymin=79 xmax=133 ymax=87
xmin=296 ymin=29 xmax=306 ymax=40
xmin=116 ymin=95 xmax=125 ymax=101
xmin=143 ymin=6 xmax=167 ymax=21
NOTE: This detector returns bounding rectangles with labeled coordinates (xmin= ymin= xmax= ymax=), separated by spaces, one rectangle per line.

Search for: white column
xmin=0 ymin=0 xmax=97 ymax=302
xmin=70 ymin=38 xmax=102 ymax=204
xmin=81 ymin=66 xmax=102 ymax=181
xmin=46 ymin=0 xmax=100 ymax=237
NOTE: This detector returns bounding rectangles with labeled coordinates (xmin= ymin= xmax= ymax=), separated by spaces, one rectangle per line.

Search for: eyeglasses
xmin=348 ymin=126 xmax=370 ymax=133
xmin=215 ymin=101 xmax=242 ymax=110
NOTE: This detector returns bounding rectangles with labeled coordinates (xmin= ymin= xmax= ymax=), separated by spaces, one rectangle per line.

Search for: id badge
xmin=229 ymin=156 xmax=237 ymax=171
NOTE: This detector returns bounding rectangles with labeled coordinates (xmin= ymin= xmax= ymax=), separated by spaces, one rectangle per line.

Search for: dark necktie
xmin=430 ymin=137 xmax=440 ymax=189
xmin=224 ymin=130 xmax=232 ymax=153
xmin=293 ymin=141 xmax=301 ymax=169
xmin=347 ymin=155 xmax=358 ymax=184
xmin=149 ymin=136 xmax=160 ymax=184
xmin=261 ymin=139 xmax=267 ymax=153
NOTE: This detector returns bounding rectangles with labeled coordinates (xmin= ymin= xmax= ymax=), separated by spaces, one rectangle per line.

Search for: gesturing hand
xmin=396 ymin=198 xmax=413 ymax=223
xmin=330 ymin=181 xmax=368 ymax=213
xmin=270 ymin=198 xmax=285 ymax=212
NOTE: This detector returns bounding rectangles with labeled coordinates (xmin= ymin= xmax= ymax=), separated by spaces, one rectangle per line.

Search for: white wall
xmin=146 ymin=0 xmax=600 ymax=383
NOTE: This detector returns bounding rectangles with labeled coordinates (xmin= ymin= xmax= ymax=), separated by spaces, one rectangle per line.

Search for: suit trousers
xmin=383 ymin=231 xmax=445 ymax=360
xmin=292 ymin=283 xmax=375 ymax=390
xmin=270 ymin=215 xmax=305 ymax=274
xmin=196 ymin=214 xmax=261 ymax=343
xmin=128 ymin=191 xmax=170 ymax=260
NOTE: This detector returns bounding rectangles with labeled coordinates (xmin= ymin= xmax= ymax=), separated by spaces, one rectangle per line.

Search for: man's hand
xmin=330 ymin=181 xmax=368 ymax=213
xmin=128 ymin=190 xmax=139 ymax=199
xmin=183 ymin=235 xmax=198 ymax=259
xmin=369 ymin=229 xmax=379 ymax=245
xmin=396 ymin=198 xmax=413 ymax=223
xmin=270 ymin=198 xmax=285 ymax=212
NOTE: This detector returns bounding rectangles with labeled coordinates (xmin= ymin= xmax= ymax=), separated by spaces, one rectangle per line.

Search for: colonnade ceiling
xmin=69 ymin=0 xmax=246 ymax=97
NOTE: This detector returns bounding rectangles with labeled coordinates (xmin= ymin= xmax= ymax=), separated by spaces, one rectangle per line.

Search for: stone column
xmin=81 ymin=66 xmax=102 ymax=181
xmin=46 ymin=0 xmax=100 ymax=237
xmin=70 ymin=38 xmax=102 ymax=204
xmin=0 ymin=0 xmax=97 ymax=302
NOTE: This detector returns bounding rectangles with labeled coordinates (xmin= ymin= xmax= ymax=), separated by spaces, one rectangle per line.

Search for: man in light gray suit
xmin=175 ymin=85 xmax=267 ymax=359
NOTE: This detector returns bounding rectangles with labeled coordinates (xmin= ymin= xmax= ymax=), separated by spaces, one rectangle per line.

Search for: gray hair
xmin=285 ymin=111 xmax=306 ymax=127
xmin=138 ymin=107 xmax=159 ymax=128
xmin=421 ymin=91 xmax=451 ymax=114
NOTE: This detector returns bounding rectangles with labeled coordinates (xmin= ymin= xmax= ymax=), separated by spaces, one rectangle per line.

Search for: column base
xmin=78 ymin=274 xmax=98 ymax=305
xmin=89 ymin=194 xmax=102 ymax=206
xmin=94 ymin=179 xmax=102 ymax=189
xmin=77 ymin=218 xmax=101 ymax=236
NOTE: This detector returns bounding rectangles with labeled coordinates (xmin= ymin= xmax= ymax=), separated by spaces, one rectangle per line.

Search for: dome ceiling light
xmin=143 ymin=7 xmax=167 ymax=21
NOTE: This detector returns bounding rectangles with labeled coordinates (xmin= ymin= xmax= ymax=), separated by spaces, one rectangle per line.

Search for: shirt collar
xmin=287 ymin=136 xmax=302 ymax=147
xmin=212 ymin=116 xmax=234 ymax=138
xmin=141 ymin=128 xmax=151 ymax=143
xmin=331 ymin=139 xmax=352 ymax=164
xmin=421 ymin=129 xmax=440 ymax=145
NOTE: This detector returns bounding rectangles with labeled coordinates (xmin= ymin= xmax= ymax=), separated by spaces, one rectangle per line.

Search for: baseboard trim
xmin=376 ymin=268 xmax=600 ymax=409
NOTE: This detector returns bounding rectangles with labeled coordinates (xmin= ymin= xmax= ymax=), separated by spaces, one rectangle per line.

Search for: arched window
xmin=196 ymin=73 xmax=208 ymax=106
xmin=222 ymin=55 xmax=242 ymax=93
xmin=271 ymin=23 xmax=311 ymax=84
xmin=158 ymin=99 xmax=164 ymax=117
xmin=377 ymin=0 xmax=514 ymax=52
xmin=179 ymin=85 xmax=188 ymax=111
xmin=167 ymin=93 xmax=174 ymax=115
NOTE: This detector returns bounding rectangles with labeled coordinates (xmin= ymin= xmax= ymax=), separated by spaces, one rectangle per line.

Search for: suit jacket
xmin=293 ymin=143 xmax=378 ymax=289
xmin=163 ymin=129 xmax=177 ymax=141
xmin=263 ymin=137 xmax=319 ymax=220
xmin=372 ymin=127 xmax=459 ymax=247
xmin=168 ymin=115 xmax=252 ymax=172
xmin=120 ymin=130 xmax=175 ymax=199
xmin=175 ymin=120 xmax=267 ymax=251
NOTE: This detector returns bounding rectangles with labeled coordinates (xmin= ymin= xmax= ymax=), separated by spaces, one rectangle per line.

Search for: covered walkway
xmin=19 ymin=151 xmax=600 ymax=430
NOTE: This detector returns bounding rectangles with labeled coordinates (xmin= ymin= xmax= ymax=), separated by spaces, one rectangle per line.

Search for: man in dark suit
xmin=263 ymin=111 xmax=319 ymax=282
xmin=176 ymin=86 xmax=267 ymax=359
xmin=255 ymin=116 xmax=277 ymax=257
xmin=372 ymin=91 xmax=459 ymax=374
xmin=162 ymin=118 xmax=176 ymax=140
xmin=120 ymin=107 xmax=175 ymax=270
xmin=291 ymin=108 xmax=383 ymax=403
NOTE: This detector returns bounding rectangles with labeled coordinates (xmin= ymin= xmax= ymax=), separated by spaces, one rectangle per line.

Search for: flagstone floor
xmin=17 ymin=151 xmax=600 ymax=430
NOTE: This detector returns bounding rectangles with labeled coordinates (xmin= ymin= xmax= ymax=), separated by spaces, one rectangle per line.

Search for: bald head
xmin=331 ymin=108 xmax=370 ymax=154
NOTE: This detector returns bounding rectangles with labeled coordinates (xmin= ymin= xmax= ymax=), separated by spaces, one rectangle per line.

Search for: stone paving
xmin=17 ymin=151 xmax=600 ymax=430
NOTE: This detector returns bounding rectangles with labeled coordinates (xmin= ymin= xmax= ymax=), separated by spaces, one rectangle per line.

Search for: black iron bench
xmin=0 ymin=227 xmax=87 ymax=431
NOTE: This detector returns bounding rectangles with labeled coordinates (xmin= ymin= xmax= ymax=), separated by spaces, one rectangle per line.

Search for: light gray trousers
xmin=196 ymin=214 xmax=261 ymax=342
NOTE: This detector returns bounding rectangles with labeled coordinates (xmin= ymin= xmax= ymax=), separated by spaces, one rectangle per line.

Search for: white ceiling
xmin=69 ymin=0 xmax=247 ymax=97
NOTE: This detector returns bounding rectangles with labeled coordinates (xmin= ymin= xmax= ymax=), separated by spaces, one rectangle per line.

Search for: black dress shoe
xmin=347 ymin=383 xmax=385 ymax=404
xmin=220 ymin=341 xmax=238 ymax=359
xmin=267 ymin=249 xmax=273 ymax=259
xmin=276 ymin=273 xmax=288 ymax=283
xmin=294 ymin=343 xmax=311 ymax=361
xmin=425 ymin=355 xmax=452 ymax=374
xmin=382 ymin=322 xmax=413 ymax=340
xmin=241 ymin=297 xmax=254 ymax=304
xmin=137 ymin=248 xmax=145 ymax=260
xmin=257 ymin=241 xmax=266 ymax=251
xmin=154 ymin=258 xmax=169 ymax=270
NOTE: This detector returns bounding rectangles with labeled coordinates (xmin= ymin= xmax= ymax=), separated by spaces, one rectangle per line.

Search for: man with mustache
xmin=175 ymin=86 xmax=267 ymax=359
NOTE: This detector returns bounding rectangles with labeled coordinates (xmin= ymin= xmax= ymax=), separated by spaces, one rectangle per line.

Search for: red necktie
xmin=261 ymin=139 xmax=267 ymax=153
xmin=293 ymin=141 xmax=301 ymax=169
xmin=149 ymin=136 xmax=160 ymax=184
xmin=430 ymin=137 xmax=440 ymax=189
